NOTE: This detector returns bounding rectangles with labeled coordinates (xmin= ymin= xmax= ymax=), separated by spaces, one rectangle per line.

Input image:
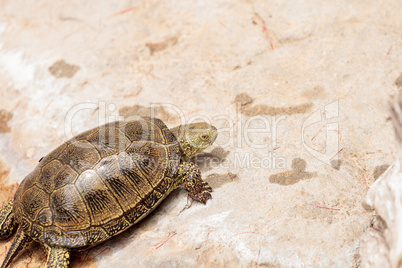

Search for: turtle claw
xmin=194 ymin=190 xmax=212 ymax=204
xmin=179 ymin=162 xmax=213 ymax=204
xmin=201 ymin=181 xmax=213 ymax=193
xmin=192 ymin=181 xmax=213 ymax=204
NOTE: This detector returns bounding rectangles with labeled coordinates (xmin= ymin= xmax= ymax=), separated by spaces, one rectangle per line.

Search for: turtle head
xmin=171 ymin=122 xmax=218 ymax=160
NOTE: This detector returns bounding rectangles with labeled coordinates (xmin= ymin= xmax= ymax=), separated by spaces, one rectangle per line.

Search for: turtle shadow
xmin=191 ymin=146 xmax=229 ymax=172
xmin=75 ymin=189 xmax=184 ymax=264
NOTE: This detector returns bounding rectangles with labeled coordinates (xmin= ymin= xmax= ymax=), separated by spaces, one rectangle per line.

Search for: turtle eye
xmin=200 ymin=134 xmax=209 ymax=141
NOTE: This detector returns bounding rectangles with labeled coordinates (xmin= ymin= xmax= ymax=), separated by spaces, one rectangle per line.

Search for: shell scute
xmin=14 ymin=117 xmax=181 ymax=248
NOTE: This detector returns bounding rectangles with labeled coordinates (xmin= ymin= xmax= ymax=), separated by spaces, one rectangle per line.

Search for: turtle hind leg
xmin=0 ymin=227 xmax=32 ymax=268
xmin=0 ymin=200 xmax=17 ymax=240
xmin=175 ymin=162 xmax=213 ymax=204
xmin=45 ymin=246 xmax=70 ymax=268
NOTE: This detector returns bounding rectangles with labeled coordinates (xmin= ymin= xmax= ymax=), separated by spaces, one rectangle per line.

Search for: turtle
xmin=0 ymin=116 xmax=218 ymax=268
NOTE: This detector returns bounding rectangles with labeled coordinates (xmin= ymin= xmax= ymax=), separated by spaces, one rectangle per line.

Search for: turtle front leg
xmin=0 ymin=200 xmax=17 ymax=240
xmin=45 ymin=246 xmax=70 ymax=268
xmin=175 ymin=162 xmax=212 ymax=204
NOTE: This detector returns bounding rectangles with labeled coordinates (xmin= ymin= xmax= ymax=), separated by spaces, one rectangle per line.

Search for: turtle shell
xmin=13 ymin=117 xmax=180 ymax=248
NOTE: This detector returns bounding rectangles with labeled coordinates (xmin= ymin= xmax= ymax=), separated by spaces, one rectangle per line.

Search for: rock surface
xmin=0 ymin=0 xmax=401 ymax=267
xmin=361 ymin=95 xmax=402 ymax=268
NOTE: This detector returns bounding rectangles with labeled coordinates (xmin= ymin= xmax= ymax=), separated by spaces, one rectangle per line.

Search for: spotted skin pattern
xmin=45 ymin=246 xmax=70 ymax=268
xmin=0 ymin=200 xmax=16 ymax=239
xmin=175 ymin=162 xmax=213 ymax=204
xmin=0 ymin=117 xmax=217 ymax=268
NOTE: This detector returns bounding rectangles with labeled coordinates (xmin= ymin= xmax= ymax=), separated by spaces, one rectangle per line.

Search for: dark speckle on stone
xmin=0 ymin=109 xmax=12 ymax=133
xmin=234 ymin=93 xmax=312 ymax=116
xmin=395 ymin=72 xmax=402 ymax=89
xmin=49 ymin=59 xmax=80 ymax=78
xmin=269 ymin=158 xmax=317 ymax=185
xmin=330 ymin=160 xmax=342 ymax=170
xmin=373 ymin=164 xmax=390 ymax=180
xmin=118 ymin=104 xmax=179 ymax=124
